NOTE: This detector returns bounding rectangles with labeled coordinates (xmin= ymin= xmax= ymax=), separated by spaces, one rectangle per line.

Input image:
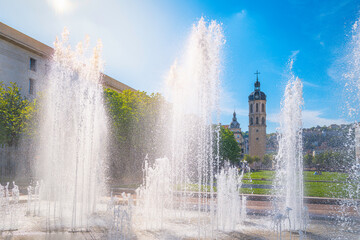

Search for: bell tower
xmin=248 ymin=71 xmax=267 ymax=159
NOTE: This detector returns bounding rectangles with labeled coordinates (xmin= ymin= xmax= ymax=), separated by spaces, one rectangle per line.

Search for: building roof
xmin=230 ymin=111 xmax=240 ymax=129
xmin=248 ymin=90 xmax=266 ymax=101
xmin=0 ymin=22 xmax=52 ymax=57
xmin=0 ymin=21 xmax=134 ymax=92
xmin=102 ymin=74 xmax=135 ymax=92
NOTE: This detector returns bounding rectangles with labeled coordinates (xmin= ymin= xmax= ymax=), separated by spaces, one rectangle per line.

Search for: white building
xmin=0 ymin=21 xmax=134 ymax=177
xmin=0 ymin=21 xmax=134 ymax=98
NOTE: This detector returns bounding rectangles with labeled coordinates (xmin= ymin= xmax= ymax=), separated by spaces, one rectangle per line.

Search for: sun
xmin=47 ymin=0 xmax=74 ymax=14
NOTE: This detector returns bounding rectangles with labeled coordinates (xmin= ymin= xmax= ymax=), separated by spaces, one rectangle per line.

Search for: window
xmin=250 ymin=104 xmax=253 ymax=113
xmin=262 ymin=103 xmax=265 ymax=112
xmin=262 ymin=117 xmax=265 ymax=125
xmin=29 ymin=79 xmax=35 ymax=95
xmin=256 ymin=103 xmax=258 ymax=112
xmin=256 ymin=117 xmax=259 ymax=124
xmin=256 ymin=129 xmax=258 ymax=132
xmin=250 ymin=117 xmax=253 ymax=125
xmin=30 ymin=58 xmax=36 ymax=71
xmin=256 ymin=137 xmax=259 ymax=140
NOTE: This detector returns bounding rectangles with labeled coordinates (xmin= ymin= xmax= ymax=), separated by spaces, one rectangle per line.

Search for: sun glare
xmin=47 ymin=0 xmax=74 ymax=14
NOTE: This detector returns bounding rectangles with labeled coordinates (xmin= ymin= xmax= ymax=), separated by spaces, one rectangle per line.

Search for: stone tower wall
xmin=248 ymin=99 xmax=266 ymax=159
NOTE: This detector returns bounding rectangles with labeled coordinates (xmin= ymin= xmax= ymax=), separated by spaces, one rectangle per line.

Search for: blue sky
xmin=0 ymin=0 xmax=359 ymax=133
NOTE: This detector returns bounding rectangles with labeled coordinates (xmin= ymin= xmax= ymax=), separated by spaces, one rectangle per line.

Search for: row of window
xmin=250 ymin=103 xmax=265 ymax=113
xmin=250 ymin=116 xmax=265 ymax=125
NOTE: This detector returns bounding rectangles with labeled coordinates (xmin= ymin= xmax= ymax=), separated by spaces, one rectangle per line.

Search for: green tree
xmin=218 ymin=126 xmax=241 ymax=165
xmin=104 ymin=88 xmax=169 ymax=183
xmin=304 ymin=153 xmax=314 ymax=168
xmin=253 ymin=156 xmax=261 ymax=168
xmin=0 ymin=82 xmax=36 ymax=147
xmin=314 ymin=152 xmax=326 ymax=169
xmin=262 ymin=154 xmax=273 ymax=168
xmin=243 ymin=154 xmax=261 ymax=169
xmin=243 ymin=154 xmax=254 ymax=164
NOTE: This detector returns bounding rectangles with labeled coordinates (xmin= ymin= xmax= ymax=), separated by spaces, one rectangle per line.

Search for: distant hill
xmin=265 ymin=124 xmax=355 ymax=155
xmin=266 ymin=133 xmax=278 ymax=154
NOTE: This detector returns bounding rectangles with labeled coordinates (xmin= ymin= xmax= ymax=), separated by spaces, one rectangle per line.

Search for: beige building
xmin=226 ymin=111 xmax=244 ymax=155
xmin=0 ymin=21 xmax=134 ymax=98
xmin=248 ymin=72 xmax=267 ymax=160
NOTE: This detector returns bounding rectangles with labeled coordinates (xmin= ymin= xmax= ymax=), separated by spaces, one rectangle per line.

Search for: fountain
xmin=0 ymin=181 xmax=20 ymax=231
xmin=2 ymin=16 xmax=360 ymax=240
xmin=136 ymin=157 xmax=172 ymax=230
xmin=216 ymin=164 xmax=247 ymax=231
xmin=273 ymin=59 xmax=305 ymax=232
xmin=341 ymin=16 xmax=360 ymax=226
xmin=134 ymin=18 xmax=238 ymax=238
xmin=35 ymin=29 xmax=108 ymax=231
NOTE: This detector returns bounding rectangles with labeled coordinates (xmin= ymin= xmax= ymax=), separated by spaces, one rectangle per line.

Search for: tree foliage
xmin=104 ymin=88 xmax=170 ymax=183
xmin=217 ymin=126 xmax=242 ymax=165
xmin=311 ymin=151 xmax=352 ymax=170
xmin=0 ymin=82 xmax=36 ymax=146
xmin=304 ymin=153 xmax=314 ymax=167
xmin=262 ymin=154 xmax=273 ymax=168
xmin=243 ymin=154 xmax=261 ymax=166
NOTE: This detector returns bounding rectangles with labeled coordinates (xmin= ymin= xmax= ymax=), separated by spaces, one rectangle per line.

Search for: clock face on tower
xmin=255 ymin=94 xmax=259 ymax=99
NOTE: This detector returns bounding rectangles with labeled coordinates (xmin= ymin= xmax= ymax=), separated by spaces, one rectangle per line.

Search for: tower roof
xmin=248 ymin=70 xmax=266 ymax=101
xmin=230 ymin=111 xmax=240 ymax=129
xmin=248 ymin=91 xmax=266 ymax=101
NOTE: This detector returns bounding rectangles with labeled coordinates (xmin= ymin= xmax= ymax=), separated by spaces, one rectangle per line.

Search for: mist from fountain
xmin=342 ymin=17 xmax=360 ymax=221
xmin=136 ymin=157 xmax=171 ymax=230
xmin=165 ymin=18 xmax=223 ymax=234
xmin=344 ymin=18 xmax=360 ymax=120
xmin=216 ymin=164 xmax=246 ymax=231
xmin=273 ymin=59 xmax=305 ymax=231
xmin=35 ymin=29 xmax=108 ymax=231
xmin=0 ymin=181 xmax=20 ymax=231
xmin=135 ymin=18 xmax=247 ymax=237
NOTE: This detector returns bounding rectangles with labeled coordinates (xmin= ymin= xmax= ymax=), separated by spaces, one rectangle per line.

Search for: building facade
xmin=228 ymin=111 xmax=244 ymax=154
xmin=0 ymin=21 xmax=134 ymax=97
xmin=0 ymin=21 xmax=134 ymax=177
xmin=248 ymin=72 xmax=267 ymax=159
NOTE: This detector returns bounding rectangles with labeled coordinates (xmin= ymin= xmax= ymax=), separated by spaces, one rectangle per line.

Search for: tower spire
xmin=254 ymin=70 xmax=261 ymax=91
xmin=254 ymin=70 xmax=260 ymax=81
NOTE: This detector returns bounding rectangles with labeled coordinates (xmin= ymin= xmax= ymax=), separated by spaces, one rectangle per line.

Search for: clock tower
xmin=248 ymin=71 xmax=267 ymax=160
